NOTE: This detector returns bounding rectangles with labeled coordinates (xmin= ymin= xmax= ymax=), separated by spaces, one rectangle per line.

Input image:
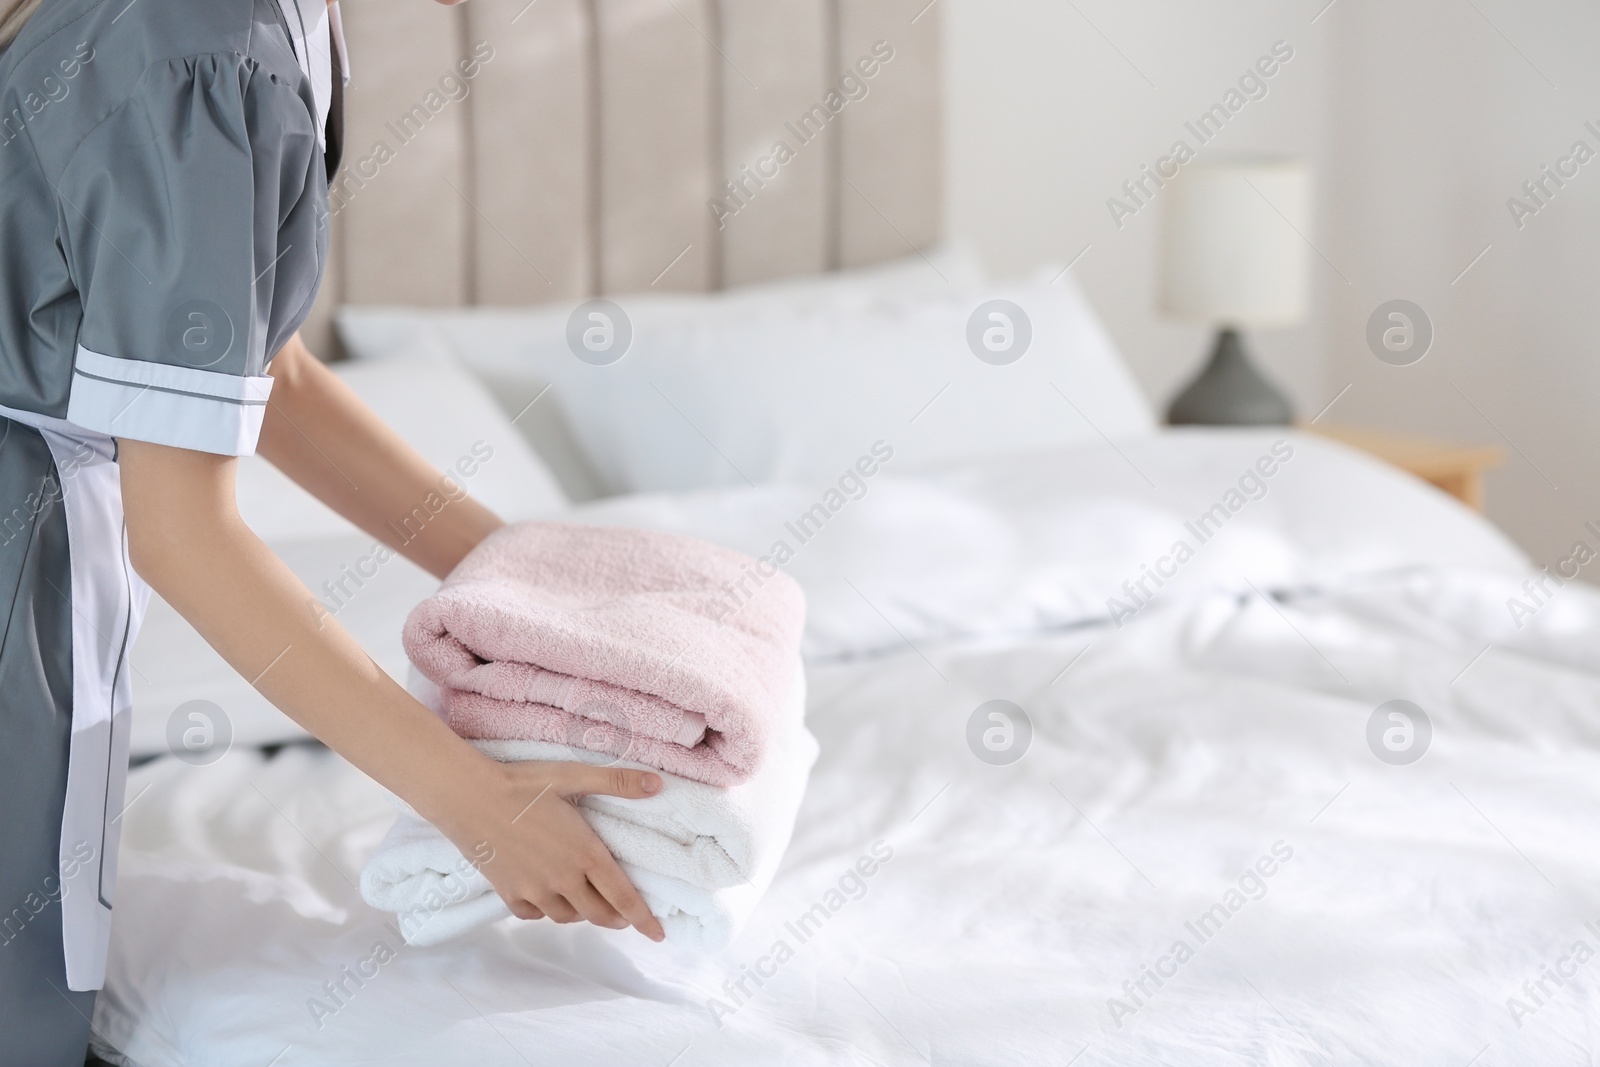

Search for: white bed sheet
xmin=94 ymin=436 xmax=1600 ymax=1065
xmin=569 ymin=428 xmax=1530 ymax=659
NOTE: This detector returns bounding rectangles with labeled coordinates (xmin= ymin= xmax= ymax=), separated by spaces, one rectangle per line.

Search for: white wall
xmin=1321 ymin=0 xmax=1600 ymax=563
xmin=943 ymin=0 xmax=1600 ymax=560
xmin=943 ymin=0 xmax=1334 ymax=417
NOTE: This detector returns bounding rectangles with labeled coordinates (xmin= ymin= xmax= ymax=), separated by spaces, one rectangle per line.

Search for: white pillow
xmin=551 ymin=274 xmax=1155 ymax=493
xmin=338 ymin=260 xmax=1154 ymax=495
xmin=708 ymin=245 xmax=986 ymax=307
xmin=235 ymin=339 xmax=568 ymax=543
xmin=337 ymin=250 xmax=986 ymax=500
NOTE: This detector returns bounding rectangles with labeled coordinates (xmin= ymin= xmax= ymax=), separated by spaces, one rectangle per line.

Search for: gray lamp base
xmin=1165 ymin=328 xmax=1293 ymax=426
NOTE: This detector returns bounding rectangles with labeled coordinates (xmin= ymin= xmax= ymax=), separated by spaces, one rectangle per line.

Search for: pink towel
xmin=402 ymin=521 xmax=805 ymax=786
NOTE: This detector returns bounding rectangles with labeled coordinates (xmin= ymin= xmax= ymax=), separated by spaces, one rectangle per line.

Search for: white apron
xmin=0 ymin=404 xmax=146 ymax=991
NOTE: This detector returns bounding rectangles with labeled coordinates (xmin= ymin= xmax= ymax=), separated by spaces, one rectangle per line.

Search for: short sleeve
xmin=57 ymin=53 xmax=326 ymax=455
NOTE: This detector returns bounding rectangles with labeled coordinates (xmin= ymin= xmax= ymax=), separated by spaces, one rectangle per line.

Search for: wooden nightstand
xmin=1307 ymin=423 xmax=1506 ymax=511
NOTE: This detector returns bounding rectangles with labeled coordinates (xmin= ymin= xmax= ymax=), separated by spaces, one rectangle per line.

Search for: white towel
xmin=360 ymin=664 xmax=816 ymax=950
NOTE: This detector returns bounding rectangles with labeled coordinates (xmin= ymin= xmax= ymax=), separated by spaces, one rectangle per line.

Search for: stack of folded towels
xmin=360 ymin=521 xmax=815 ymax=951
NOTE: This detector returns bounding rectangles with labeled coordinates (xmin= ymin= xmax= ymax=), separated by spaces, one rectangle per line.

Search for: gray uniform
xmin=0 ymin=0 xmax=341 ymax=1062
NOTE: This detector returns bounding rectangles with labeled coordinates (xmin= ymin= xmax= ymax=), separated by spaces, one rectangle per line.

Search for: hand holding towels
xmin=361 ymin=666 xmax=817 ymax=950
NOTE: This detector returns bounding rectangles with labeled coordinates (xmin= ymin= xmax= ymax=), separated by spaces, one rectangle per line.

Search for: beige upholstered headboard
xmin=301 ymin=0 xmax=942 ymax=357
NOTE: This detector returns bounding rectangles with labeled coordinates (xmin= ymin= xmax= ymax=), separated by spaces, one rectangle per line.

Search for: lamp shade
xmin=1159 ymin=158 xmax=1310 ymax=327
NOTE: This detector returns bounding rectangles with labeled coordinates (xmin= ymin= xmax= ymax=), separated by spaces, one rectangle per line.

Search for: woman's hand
xmin=436 ymin=761 xmax=667 ymax=940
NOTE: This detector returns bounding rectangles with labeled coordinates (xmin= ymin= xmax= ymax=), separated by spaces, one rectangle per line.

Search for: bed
xmin=93 ymin=2 xmax=1600 ymax=1064
xmin=102 ymin=416 xmax=1600 ymax=1065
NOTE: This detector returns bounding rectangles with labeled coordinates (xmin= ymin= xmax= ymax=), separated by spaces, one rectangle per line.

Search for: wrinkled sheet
xmin=97 ymin=562 xmax=1600 ymax=1065
xmin=98 ymin=431 xmax=1598 ymax=1064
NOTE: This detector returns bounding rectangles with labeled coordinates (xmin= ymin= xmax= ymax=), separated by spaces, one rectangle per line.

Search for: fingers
xmin=487 ymin=762 xmax=666 ymax=940
xmin=561 ymin=879 xmax=629 ymax=930
xmin=513 ymin=889 xmax=630 ymax=931
xmin=507 ymin=899 xmax=545 ymax=921
xmin=587 ymin=853 xmax=666 ymax=942
xmin=558 ymin=762 xmax=662 ymax=800
xmin=538 ymin=895 xmax=581 ymax=924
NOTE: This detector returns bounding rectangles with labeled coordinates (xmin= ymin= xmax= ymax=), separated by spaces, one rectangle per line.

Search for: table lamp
xmin=1160 ymin=158 xmax=1309 ymax=425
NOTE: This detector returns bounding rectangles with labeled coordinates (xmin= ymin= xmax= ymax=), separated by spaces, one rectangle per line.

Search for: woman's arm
xmin=255 ymin=332 xmax=499 ymax=580
xmin=118 ymin=337 xmax=666 ymax=942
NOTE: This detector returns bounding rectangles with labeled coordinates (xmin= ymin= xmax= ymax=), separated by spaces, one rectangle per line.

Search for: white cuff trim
xmin=66 ymin=347 xmax=274 ymax=456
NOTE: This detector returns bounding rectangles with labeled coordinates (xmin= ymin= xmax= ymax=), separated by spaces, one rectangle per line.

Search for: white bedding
xmin=97 ymin=432 xmax=1600 ymax=1065
xmin=570 ymin=429 xmax=1529 ymax=659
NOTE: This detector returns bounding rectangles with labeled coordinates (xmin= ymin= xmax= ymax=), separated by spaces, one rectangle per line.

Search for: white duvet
xmin=95 ymin=431 xmax=1600 ymax=1065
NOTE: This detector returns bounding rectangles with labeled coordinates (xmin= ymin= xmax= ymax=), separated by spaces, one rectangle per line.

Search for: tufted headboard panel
xmin=300 ymin=0 xmax=942 ymax=355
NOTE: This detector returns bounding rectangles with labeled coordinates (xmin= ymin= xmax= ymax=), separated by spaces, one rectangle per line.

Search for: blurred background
xmin=946 ymin=0 xmax=1596 ymax=563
